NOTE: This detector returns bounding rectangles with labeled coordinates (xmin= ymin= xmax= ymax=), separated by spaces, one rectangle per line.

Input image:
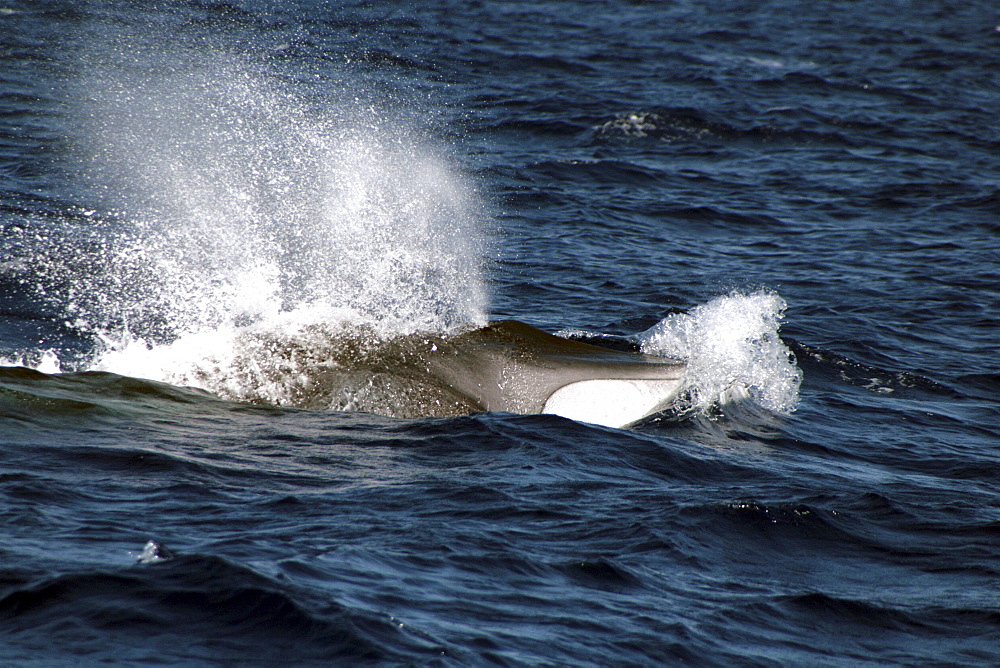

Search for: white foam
xmin=91 ymin=303 xmax=364 ymax=404
xmin=637 ymin=291 xmax=801 ymax=414
xmin=0 ymin=350 xmax=62 ymax=373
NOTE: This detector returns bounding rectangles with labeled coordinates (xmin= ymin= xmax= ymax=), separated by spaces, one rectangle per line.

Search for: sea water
xmin=1 ymin=1 xmax=997 ymax=664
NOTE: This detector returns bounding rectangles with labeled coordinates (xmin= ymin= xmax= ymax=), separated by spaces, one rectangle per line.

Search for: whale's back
xmin=429 ymin=321 xmax=685 ymax=427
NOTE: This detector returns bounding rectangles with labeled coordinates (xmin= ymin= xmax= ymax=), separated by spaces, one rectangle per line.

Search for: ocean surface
xmin=2 ymin=0 xmax=999 ymax=664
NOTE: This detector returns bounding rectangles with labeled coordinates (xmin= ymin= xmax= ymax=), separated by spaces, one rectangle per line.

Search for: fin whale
xmin=217 ymin=320 xmax=685 ymax=429
xmin=425 ymin=321 xmax=685 ymax=428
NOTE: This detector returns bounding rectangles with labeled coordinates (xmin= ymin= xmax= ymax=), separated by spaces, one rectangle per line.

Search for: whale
xmin=415 ymin=320 xmax=685 ymax=428
xmin=208 ymin=319 xmax=687 ymax=429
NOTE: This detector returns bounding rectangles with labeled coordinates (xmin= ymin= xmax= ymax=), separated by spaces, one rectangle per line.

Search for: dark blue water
xmin=2 ymin=1 xmax=999 ymax=664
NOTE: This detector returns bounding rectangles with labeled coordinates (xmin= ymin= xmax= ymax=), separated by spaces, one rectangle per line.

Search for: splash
xmin=0 ymin=350 xmax=63 ymax=375
xmin=91 ymin=305 xmax=394 ymax=410
xmin=58 ymin=24 xmax=489 ymax=371
xmin=636 ymin=291 xmax=801 ymax=414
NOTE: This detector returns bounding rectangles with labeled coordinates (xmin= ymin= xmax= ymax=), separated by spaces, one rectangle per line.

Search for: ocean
xmin=1 ymin=0 xmax=998 ymax=664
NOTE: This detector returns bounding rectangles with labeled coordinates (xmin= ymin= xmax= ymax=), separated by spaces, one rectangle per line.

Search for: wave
xmin=0 ymin=552 xmax=444 ymax=664
xmin=591 ymin=107 xmax=856 ymax=146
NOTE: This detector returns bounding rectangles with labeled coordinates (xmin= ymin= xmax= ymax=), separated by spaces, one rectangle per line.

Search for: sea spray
xmin=637 ymin=291 xmax=801 ymax=414
xmin=92 ymin=304 xmax=375 ymax=409
xmin=2 ymin=14 xmax=493 ymax=384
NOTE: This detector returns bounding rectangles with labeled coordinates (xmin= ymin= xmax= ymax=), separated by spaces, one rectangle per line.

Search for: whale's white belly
xmin=542 ymin=378 xmax=683 ymax=428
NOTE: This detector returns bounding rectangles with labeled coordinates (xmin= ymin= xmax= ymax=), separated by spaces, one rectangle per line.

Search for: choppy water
xmin=2 ymin=1 xmax=999 ymax=664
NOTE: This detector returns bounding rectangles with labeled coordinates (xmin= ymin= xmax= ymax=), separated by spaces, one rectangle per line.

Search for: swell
xmin=0 ymin=366 xmax=229 ymax=424
xmin=0 ymin=553 xmax=443 ymax=664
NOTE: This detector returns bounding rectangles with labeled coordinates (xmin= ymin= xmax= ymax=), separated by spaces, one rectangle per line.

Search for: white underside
xmin=542 ymin=378 xmax=682 ymax=428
